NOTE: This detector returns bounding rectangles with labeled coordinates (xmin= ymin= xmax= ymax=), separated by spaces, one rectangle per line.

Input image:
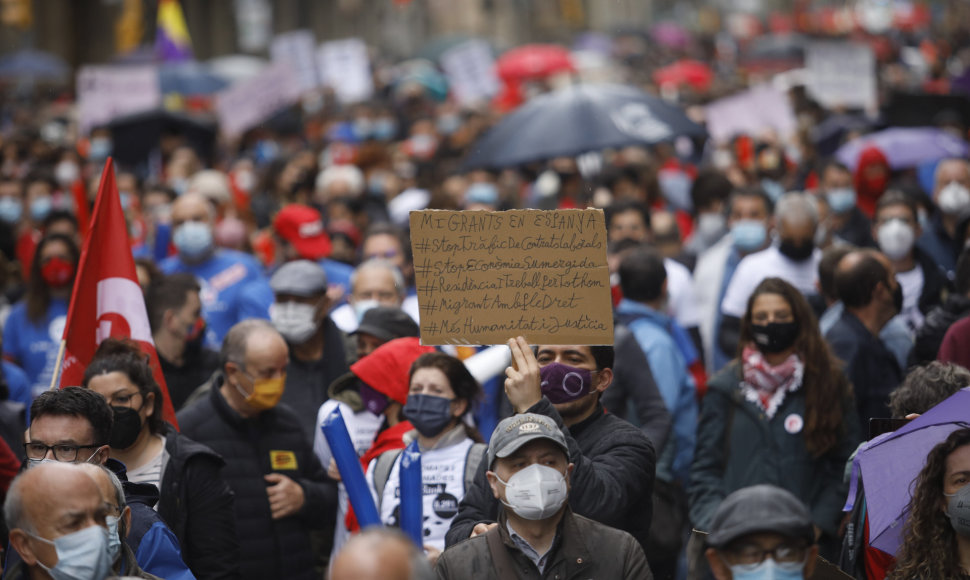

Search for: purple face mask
xmin=539 ymin=362 xmax=593 ymax=404
xmin=359 ymin=383 xmax=389 ymax=415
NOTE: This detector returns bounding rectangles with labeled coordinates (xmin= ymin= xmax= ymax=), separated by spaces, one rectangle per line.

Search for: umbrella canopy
xmin=159 ymin=61 xmax=229 ymax=95
xmin=650 ymin=23 xmax=691 ymax=50
xmin=859 ymin=388 xmax=970 ymax=556
xmin=462 ymin=83 xmax=706 ymax=170
xmin=741 ymin=34 xmax=805 ymax=72
xmin=836 ymin=127 xmax=970 ymax=170
xmin=496 ymin=44 xmax=574 ymax=82
xmin=811 ymin=113 xmax=875 ymax=158
xmin=653 ymin=60 xmax=713 ymax=92
xmin=208 ymin=55 xmax=268 ymax=84
xmin=393 ymin=59 xmax=449 ymax=102
xmin=108 ymin=109 xmax=217 ymax=169
xmin=0 ymin=48 xmax=70 ymax=82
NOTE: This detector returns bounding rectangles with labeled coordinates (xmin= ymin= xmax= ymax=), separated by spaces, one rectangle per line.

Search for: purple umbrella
xmin=858 ymin=388 xmax=970 ymax=556
xmin=651 ymin=23 xmax=691 ymax=50
xmin=836 ymin=127 xmax=969 ymax=170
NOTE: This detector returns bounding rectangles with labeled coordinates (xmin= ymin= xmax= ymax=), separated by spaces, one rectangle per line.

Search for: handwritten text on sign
xmin=409 ymin=209 xmax=614 ymax=346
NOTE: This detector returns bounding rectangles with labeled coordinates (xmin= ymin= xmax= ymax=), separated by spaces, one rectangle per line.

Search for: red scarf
xmin=741 ymin=345 xmax=803 ymax=418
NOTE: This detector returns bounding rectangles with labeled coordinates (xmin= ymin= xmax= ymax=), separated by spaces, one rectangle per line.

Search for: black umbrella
xmin=107 ymin=109 xmax=217 ymax=170
xmin=461 ymin=83 xmax=706 ymax=170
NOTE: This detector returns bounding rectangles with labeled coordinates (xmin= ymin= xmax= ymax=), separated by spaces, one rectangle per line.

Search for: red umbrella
xmin=495 ymin=44 xmax=574 ymax=82
xmin=653 ymin=60 xmax=713 ymax=92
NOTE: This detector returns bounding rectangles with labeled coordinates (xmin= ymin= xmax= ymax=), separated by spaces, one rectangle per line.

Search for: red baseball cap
xmin=273 ymin=204 xmax=332 ymax=260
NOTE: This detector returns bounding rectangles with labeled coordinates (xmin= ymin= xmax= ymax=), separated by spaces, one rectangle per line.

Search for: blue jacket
xmin=615 ymin=299 xmax=697 ymax=484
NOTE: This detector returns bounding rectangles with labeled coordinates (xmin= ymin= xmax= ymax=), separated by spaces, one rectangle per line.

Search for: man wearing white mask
xmin=160 ymin=192 xmax=274 ymax=349
xmin=269 ymin=260 xmax=349 ymax=440
xmin=873 ymin=191 xmax=948 ymax=333
xmin=435 ymin=412 xmax=652 ymax=579
xmin=330 ymin=259 xmax=410 ymax=334
xmin=4 ymin=462 xmax=116 ymax=580
xmin=918 ymin=158 xmax=970 ymax=274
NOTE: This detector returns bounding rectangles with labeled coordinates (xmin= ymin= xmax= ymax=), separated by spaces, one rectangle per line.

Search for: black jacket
xmin=160 ymin=343 xmax=220 ymax=411
xmin=445 ymin=398 xmax=656 ymax=552
xmin=911 ymin=294 xmax=970 ymax=365
xmin=177 ymin=376 xmax=337 ymax=580
xmin=279 ymin=318 xmax=349 ymax=441
xmin=914 ymin=247 xmax=951 ymax=318
xmin=157 ymin=423 xmax=241 ymax=579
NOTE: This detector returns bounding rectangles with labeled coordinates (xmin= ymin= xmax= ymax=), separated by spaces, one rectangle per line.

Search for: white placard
xmin=271 ymin=30 xmax=319 ymax=93
xmin=77 ymin=66 xmax=161 ymax=135
xmin=805 ymin=41 xmax=876 ymax=110
xmin=704 ymin=84 xmax=797 ymax=143
xmin=440 ymin=40 xmax=498 ymax=106
xmin=317 ymin=38 xmax=373 ymax=104
xmin=215 ymin=63 xmax=301 ymax=138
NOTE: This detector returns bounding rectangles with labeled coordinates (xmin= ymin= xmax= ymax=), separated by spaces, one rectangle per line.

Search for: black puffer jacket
xmin=157 ymin=423 xmax=241 ymax=579
xmin=910 ymin=294 xmax=970 ymax=365
xmin=446 ymin=398 xmax=656 ymax=552
xmin=177 ymin=375 xmax=337 ymax=580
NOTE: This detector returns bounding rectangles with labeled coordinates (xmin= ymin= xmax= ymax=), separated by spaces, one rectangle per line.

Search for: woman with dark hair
xmin=83 ymin=338 xmax=240 ymax=579
xmin=890 ymin=428 xmax=970 ymax=579
xmin=366 ymin=351 xmax=484 ymax=555
xmin=2 ymin=233 xmax=78 ymax=398
xmin=689 ymin=277 xmax=861 ymax=558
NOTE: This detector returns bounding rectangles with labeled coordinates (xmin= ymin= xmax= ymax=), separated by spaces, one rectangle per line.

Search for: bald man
xmin=330 ymin=529 xmax=434 ymax=580
xmin=4 ymin=462 xmax=113 ymax=580
xmin=159 ymin=192 xmax=274 ymax=348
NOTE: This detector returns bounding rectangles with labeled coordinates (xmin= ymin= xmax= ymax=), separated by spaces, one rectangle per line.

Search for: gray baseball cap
xmin=487 ymin=413 xmax=569 ymax=469
xmin=707 ymin=484 xmax=815 ymax=548
xmin=270 ymin=260 xmax=327 ymax=297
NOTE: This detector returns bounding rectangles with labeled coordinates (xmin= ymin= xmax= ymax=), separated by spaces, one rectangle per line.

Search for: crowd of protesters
xmin=3 ymin=10 xmax=970 ymax=580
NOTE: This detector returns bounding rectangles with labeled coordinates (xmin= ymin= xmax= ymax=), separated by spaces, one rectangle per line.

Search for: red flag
xmin=70 ymin=178 xmax=90 ymax=239
xmin=58 ymin=158 xmax=178 ymax=427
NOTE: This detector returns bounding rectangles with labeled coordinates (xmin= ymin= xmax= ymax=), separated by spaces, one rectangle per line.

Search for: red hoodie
xmin=854 ymin=145 xmax=890 ymax=218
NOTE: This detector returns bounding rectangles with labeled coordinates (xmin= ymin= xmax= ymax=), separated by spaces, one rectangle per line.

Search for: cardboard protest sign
xmin=409 ymin=209 xmax=613 ymax=346
xmin=215 ymin=62 xmax=301 ymax=139
xmin=77 ymin=66 xmax=160 ymax=135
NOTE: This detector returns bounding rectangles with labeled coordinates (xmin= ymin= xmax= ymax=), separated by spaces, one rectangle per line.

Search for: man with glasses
xmin=704 ymin=484 xmax=818 ymax=580
xmin=21 ymin=386 xmax=194 ymax=579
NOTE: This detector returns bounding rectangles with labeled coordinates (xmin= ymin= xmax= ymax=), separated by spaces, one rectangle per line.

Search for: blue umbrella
xmin=836 ymin=127 xmax=970 ymax=170
xmin=462 ymin=83 xmax=706 ymax=169
xmin=857 ymin=388 xmax=970 ymax=556
xmin=159 ymin=61 xmax=228 ymax=95
xmin=0 ymin=48 xmax=69 ymax=82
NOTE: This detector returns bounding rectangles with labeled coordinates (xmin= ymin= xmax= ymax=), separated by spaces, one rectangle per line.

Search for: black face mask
xmin=110 ymin=406 xmax=144 ymax=450
xmin=750 ymin=321 xmax=800 ymax=354
xmin=778 ymin=238 xmax=815 ymax=262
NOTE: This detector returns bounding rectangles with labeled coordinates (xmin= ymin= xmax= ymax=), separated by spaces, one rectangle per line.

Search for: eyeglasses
xmin=104 ymin=390 xmax=143 ymax=409
xmin=727 ymin=543 xmax=808 ymax=566
xmin=24 ymin=442 xmax=102 ymax=462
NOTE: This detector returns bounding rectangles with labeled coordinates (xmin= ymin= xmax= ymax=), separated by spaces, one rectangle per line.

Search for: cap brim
xmin=291 ymin=236 xmax=332 ymax=260
xmin=350 ymin=324 xmax=393 ymax=341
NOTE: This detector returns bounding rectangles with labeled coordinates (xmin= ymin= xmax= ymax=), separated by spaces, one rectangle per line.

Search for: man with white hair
xmin=917 ymin=158 xmax=970 ymax=274
xmin=314 ymin=165 xmax=365 ymax=206
xmin=718 ymin=192 xmax=822 ymax=354
xmin=330 ymin=259 xmax=412 ymax=333
xmin=160 ymin=192 xmax=274 ymax=348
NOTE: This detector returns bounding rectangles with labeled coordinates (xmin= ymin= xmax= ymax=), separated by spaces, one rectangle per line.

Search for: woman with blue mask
xmin=366 ymin=352 xmax=484 ymax=556
xmin=891 ymin=428 xmax=970 ymax=579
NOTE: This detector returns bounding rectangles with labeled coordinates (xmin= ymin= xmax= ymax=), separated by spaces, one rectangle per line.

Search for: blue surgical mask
xmin=373 ymin=118 xmax=397 ymax=141
xmin=437 ymin=114 xmax=461 ymax=136
xmin=825 ymin=188 xmax=856 ymax=214
xmin=353 ymin=119 xmax=374 ymax=141
xmin=0 ymin=197 xmax=22 ymax=223
xmin=731 ymin=220 xmax=767 ymax=252
xmin=30 ymin=196 xmax=52 ymax=222
xmin=173 ymin=221 xmax=214 ymax=260
xmin=89 ymin=137 xmax=112 ymax=161
xmin=28 ymin=524 xmax=113 ymax=580
xmin=402 ymin=393 xmax=455 ymax=438
xmin=761 ymin=179 xmax=785 ymax=203
xmin=729 ymin=558 xmax=806 ymax=580
xmin=353 ymin=299 xmax=380 ymax=322
xmin=105 ymin=515 xmax=122 ymax=563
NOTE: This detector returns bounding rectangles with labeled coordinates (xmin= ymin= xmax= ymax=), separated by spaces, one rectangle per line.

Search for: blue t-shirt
xmin=160 ymin=250 xmax=273 ymax=349
xmin=2 ymin=298 xmax=69 ymax=400
xmin=319 ymin=258 xmax=354 ymax=308
xmin=2 ymin=360 xmax=30 ymax=407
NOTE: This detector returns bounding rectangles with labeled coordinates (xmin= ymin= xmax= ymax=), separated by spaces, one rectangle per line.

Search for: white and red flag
xmin=57 ymin=158 xmax=178 ymax=426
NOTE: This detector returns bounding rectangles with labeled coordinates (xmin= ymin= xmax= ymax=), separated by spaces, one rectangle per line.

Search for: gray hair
xmin=220 ymin=319 xmax=280 ymax=370
xmin=774 ymin=192 xmax=818 ymax=227
xmin=337 ymin=528 xmax=435 ymax=580
xmin=98 ymin=465 xmax=126 ymax=509
xmin=350 ymin=259 xmax=406 ymax=298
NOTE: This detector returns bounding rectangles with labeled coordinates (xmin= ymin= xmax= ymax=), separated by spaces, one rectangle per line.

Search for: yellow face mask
xmin=234 ymin=371 xmax=286 ymax=411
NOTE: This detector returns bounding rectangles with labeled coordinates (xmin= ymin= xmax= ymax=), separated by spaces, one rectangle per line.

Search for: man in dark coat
xmin=178 ymin=319 xmax=337 ymax=580
xmin=446 ymin=338 xmax=656 ymax=555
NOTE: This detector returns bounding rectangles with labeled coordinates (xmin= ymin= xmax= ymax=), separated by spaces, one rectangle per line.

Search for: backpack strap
xmin=373 ymin=449 xmax=404 ymax=511
xmin=463 ymin=443 xmax=488 ymax=494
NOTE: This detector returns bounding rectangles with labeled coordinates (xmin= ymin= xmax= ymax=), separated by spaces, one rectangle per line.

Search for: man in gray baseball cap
xmin=268 ymin=260 xmax=349 ymax=438
xmin=705 ymin=484 xmax=818 ymax=580
xmin=435 ymin=413 xmax=652 ymax=579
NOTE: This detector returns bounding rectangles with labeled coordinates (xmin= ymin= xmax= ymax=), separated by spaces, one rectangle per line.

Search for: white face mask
xmin=28 ymin=524 xmax=113 ymax=580
xmin=877 ymin=218 xmax=916 ymax=261
xmin=270 ymin=301 xmax=319 ymax=343
xmin=495 ymin=464 xmax=568 ymax=521
xmin=353 ymin=299 xmax=381 ymax=322
xmin=938 ymin=182 xmax=970 ymax=215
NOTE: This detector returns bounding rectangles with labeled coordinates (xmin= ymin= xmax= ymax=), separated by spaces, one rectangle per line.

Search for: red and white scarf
xmin=741 ymin=345 xmax=804 ymax=419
